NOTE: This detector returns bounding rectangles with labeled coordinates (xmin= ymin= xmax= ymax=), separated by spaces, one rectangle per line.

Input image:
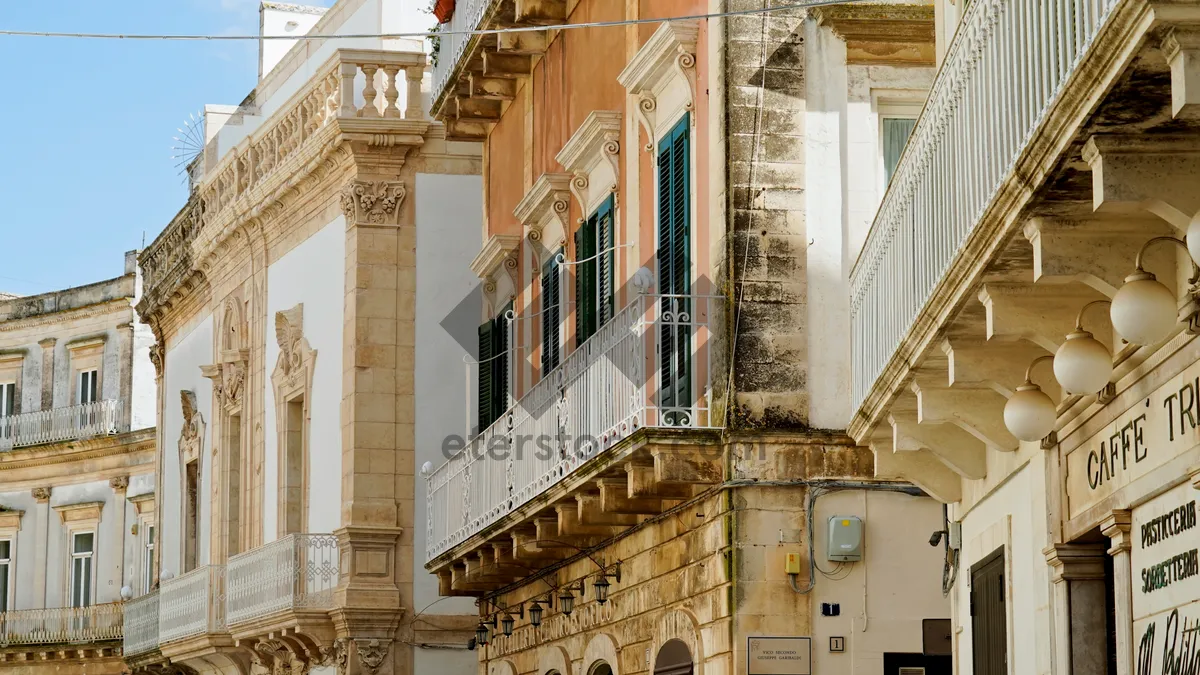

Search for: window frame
xmin=654 ymin=113 xmax=694 ymax=423
xmin=142 ymin=521 xmax=156 ymax=595
xmin=69 ymin=530 xmax=96 ymax=608
xmin=77 ymin=369 xmax=99 ymax=405
xmin=0 ymin=381 xmax=15 ymax=417
xmin=540 ymin=248 xmax=564 ymax=378
xmin=874 ymin=96 xmax=925 ymax=192
xmin=0 ymin=537 xmax=13 ymax=611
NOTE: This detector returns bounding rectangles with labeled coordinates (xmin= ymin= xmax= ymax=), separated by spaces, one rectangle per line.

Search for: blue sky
xmin=0 ymin=0 xmax=335 ymax=296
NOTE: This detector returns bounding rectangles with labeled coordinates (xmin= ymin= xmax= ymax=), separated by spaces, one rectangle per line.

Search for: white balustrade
xmin=226 ymin=534 xmax=340 ymax=626
xmin=431 ymin=0 xmax=493 ymax=102
xmin=850 ymin=0 xmax=1123 ymax=411
xmin=158 ymin=565 xmax=225 ymax=643
xmin=0 ymin=399 xmax=125 ymax=450
xmin=141 ymin=49 xmax=426 ymax=302
xmin=425 ymin=293 xmax=718 ymax=562
xmin=123 ymin=591 xmax=159 ymax=656
xmin=0 ymin=603 xmax=123 ymax=646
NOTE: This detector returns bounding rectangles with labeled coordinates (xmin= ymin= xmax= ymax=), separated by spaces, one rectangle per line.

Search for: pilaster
xmin=1045 ymin=543 xmax=1109 ymax=675
xmin=37 ymin=338 xmax=55 ymax=411
xmin=31 ymin=487 xmax=50 ymax=609
xmin=110 ymin=476 xmax=129 ymax=592
xmin=117 ymin=322 xmax=134 ymax=426
xmin=1101 ymin=510 xmax=1133 ymax=675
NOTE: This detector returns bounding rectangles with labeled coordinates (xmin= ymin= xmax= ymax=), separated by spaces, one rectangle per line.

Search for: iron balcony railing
xmin=849 ymin=0 xmax=1123 ymax=410
xmin=431 ymin=0 xmax=493 ymax=104
xmin=0 ymin=399 xmax=125 ymax=449
xmin=425 ymin=292 xmax=719 ymax=563
xmin=0 ymin=603 xmax=123 ymax=646
xmin=158 ymin=565 xmax=226 ymax=644
xmin=226 ymin=534 xmax=340 ymax=626
xmin=122 ymin=591 xmax=159 ymax=656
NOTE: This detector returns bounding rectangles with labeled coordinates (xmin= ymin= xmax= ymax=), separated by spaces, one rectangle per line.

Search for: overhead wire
xmin=0 ymin=0 xmax=872 ymax=42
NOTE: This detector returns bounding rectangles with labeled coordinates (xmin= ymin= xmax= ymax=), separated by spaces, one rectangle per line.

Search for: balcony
xmin=226 ymin=534 xmax=339 ymax=632
xmin=138 ymin=48 xmax=429 ymax=320
xmin=424 ymin=293 xmax=722 ymax=583
xmin=0 ymin=399 xmax=125 ymax=449
xmin=0 ymin=603 xmax=123 ymax=646
xmin=847 ymin=0 xmax=1200 ymax=504
xmin=158 ymin=565 xmax=226 ymax=644
xmin=121 ymin=591 xmax=159 ymax=657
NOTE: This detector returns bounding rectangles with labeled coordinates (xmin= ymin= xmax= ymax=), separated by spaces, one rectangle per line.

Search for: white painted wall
xmin=260 ymin=4 xmax=327 ymax=82
xmin=414 ymin=173 xmax=483 ymax=672
xmin=160 ymin=313 xmax=215 ymax=577
xmin=264 ymin=216 xmax=346 ymax=540
xmin=952 ymin=462 xmax=1054 ymax=675
xmin=0 ymin=489 xmax=39 ymax=610
xmin=810 ymin=490 xmax=950 ymax=673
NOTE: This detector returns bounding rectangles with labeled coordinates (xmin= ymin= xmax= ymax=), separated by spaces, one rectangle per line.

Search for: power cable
xmin=0 ymin=0 xmax=870 ymax=41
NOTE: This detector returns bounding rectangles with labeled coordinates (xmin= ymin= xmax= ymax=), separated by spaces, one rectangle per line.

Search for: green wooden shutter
xmin=541 ymin=252 xmax=561 ymax=376
xmin=597 ymin=195 xmax=615 ymax=325
xmin=657 ymin=116 xmax=691 ymax=422
xmin=477 ymin=319 xmax=494 ymax=433
xmin=575 ymin=214 xmax=598 ymax=346
xmin=491 ymin=301 xmax=511 ymax=422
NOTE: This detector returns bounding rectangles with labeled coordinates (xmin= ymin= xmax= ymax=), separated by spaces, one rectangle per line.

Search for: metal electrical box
xmin=828 ymin=515 xmax=863 ymax=562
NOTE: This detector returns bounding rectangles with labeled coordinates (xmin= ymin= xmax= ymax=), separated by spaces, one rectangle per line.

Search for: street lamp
xmin=1004 ymin=356 xmax=1056 ymax=442
xmin=1111 ymin=236 xmax=1192 ymax=345
xmin=593 ymin=562 xmax=621 ymax=605
xmin=475 ymin=621 xmax=490 ymax=646
xmin=1054 ymin=300 xmax=1113 ymax=395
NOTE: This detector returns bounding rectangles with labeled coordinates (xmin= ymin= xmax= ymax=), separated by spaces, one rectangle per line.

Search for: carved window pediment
xmin=272 ymin=304 xmax=316 ymax=396
xmin=471 ymin=234 xmax=522 ymax=306
xmin=556 ymin=111 xmax=623 ymax=214
xmin=514 ymin=173 xmax=572 ymax=250
xmin=618 ymin=20 xmax=699 ymax=152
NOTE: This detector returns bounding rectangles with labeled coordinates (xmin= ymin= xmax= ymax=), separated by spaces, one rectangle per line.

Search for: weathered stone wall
xmin=721 ymin=3 xmax=810 ymax=431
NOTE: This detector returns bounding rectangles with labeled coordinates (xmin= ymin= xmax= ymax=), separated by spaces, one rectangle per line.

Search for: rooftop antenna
xmin=171 ymin=111 xmax=206 ymax=186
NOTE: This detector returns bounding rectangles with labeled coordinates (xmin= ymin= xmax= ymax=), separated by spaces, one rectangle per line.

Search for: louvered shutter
xmin=657 ymin=117 xmax=691 ymax=422
xmin=541 ymin=253 xmax=561 ymax=376
xmin=575 ymin=215 xmax=598 ymax=345
xmin=597 ymin=196 xmax=615 ymax=325
xmin=491 ymin=302 xmax=511 ymax=421
xmin=477 ymin=319 xmax=494 ymax=433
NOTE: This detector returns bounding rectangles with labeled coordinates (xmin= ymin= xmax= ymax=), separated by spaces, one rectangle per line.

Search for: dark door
xmin=971 ymin=547 xmax=1007 ymax=675
xmin=883 ymin=652 xmax=952 ymax=675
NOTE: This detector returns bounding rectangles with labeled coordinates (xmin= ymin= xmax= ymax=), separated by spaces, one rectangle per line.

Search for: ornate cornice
xmin=812 ymin=4 xmax=936 ymax=43
xmin=514 ymin=173 xmax=572 ymax=244
xmin=54 ymin=501 xmax=104 ymax=524
xmin=617 ymin=21 xmax=698 ymax=151
xmin=556 ymin=111 xmax=622 ymax=212
xmin=0 ymin=298 xmax=132 ymax=334
xmin=470 ymin=234 xmax=522 ymax=293
xmin=0 ymin=428 xmax=155 ymax=474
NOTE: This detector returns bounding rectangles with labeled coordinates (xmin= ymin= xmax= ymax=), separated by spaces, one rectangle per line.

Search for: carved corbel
xmin=634 ymin=93 xmax=657 ymax=153
xmin=340 ymin=180 xmax=408 ymax=226
xmin=674 ymin=46 xmax=698 ymax=117
xmin=569 ymin=172 xmax=590 ymax=221
xmin=179 ymin=390 xmax=205 ymax=464
xmin=601 ymin=134 xmax=621 ymax=206
xmin=355 ymin=639 xmax=390 ymax=675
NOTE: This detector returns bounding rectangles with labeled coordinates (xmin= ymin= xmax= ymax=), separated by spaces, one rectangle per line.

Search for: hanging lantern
xmin=475 ymin=621 xmax=490 ymax=646
xmin=528 ymin=601 xmax=544 ymax=627
xmin=558 ymin=587 xmax=576 ymax=616
xmin=593 ymin=575 xmax=611 ymax=604
xmin=501 ymin=613 xmax=515 ymax=636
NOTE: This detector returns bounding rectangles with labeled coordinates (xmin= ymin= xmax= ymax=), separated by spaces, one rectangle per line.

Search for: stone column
xmin=1045 ymin=543 xmax=1109 ymax=675
xmin=38 ymin=338 xmax=56 ymax=411
xmin=335 ymin=177 xmax=412 ymax=675
xmin=1102 ymin=510 xmax=1134 ymax=675
xmin=116 ymin=323 xmax=134 ymax=427
xmin=31 ymin=487 xmax=51 ymax=609
xmin=110 ymin=476 xmax=129 ymax=593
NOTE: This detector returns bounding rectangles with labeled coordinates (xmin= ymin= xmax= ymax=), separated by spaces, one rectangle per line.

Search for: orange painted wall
xmin=485 ymin=88 xmax=526 ymax=239
xmin=639 ymin=0 xmax=703 ymax=43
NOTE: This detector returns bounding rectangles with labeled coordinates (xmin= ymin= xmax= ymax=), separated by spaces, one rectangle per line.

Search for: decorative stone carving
xmin=355 ymin=639 xmax=390 ymax=675
xmin=340 ymin=180 xmax=407 ymax=226
xmin=31 ymin=487 xmax=51 ymax=503
xmin=618 ymin=21 xmax=700 ymax=151
xmin=149 ymin=341 xmax=164 ymax=378
xmin=271 ymin=303 xmax=316 ymax=537
xmin=514 ymin=174 xmax=573 ymax=248
xmin=179 ymin=390 xmax=205 ymax=465
xmin=273 ymin=304 xmax=316 ymax=394
xmin=556 ymin=111 xmax=623 ymax=211
xmin=319 ymin=638 xmax=350 ymax=674
xmin=202 ymin=360 xmax=247 ymax=414
xmin=109 ymin=476 xmax=129 ymax=491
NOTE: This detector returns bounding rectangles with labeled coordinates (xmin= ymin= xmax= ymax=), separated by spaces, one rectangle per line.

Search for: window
xmin=970 ymin=548 xmax=1007 ymax=675
xmin=882 ymin=117 xmax=917 ymax=185
xmin=0 ymin=539 xmax=11 ymax=610
xmin=185 ymin=460 xmax=199 ymax=572
xmin=142 ymin=524 xmax=155 ymax=594
xmin=0 ymin=382 xmax=13 ymax=417
xmin=657 ymin=115 xmax=692 ymax=424
xmin=575 ymin=196 xmax=616 ymax=346
xmin=540 ymin=251 xmax=563 ymax=377
xmin=77 ymin=369 xmax=99 ymax=405
xmin=70 ymin=532 xmax=94 ymax=607
xmin=477 ymin=302 xmax=511 ymax=433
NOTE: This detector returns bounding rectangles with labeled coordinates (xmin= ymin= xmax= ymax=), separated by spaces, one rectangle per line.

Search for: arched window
xmin=654 ymin=639 xmax=694 ymax=675
xmin=588 ymin=663 xmax=614 ymax=675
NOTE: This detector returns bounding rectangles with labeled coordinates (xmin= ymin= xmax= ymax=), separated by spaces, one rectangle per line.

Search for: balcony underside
xmin=427 ymin=427 xmax=723 ymax=596
xmin=432 ymin=0 xmax=569 ymax=140
xmin=850 ymin=1 xmax=1200 ymax=503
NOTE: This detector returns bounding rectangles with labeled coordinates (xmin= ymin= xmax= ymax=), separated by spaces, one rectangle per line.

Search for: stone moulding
xmin=340 ymin=180 xmax=408 ymax=226
xmin=617 ymin=20 xmax=699 ymax=151
xmin=556 ymin=110 xmax=623 ymax=213
xmin=514 ymin=173 xmax=573 ymax=249
xmin=471 ymin=233 xmax=522 ymax=297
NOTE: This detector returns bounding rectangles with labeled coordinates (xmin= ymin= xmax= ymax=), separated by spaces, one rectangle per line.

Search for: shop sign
xmin=1065 ymin=363 xmax=1200 ymax=518
xmin=1132 ymin=484 xmax=1200 ymax=674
